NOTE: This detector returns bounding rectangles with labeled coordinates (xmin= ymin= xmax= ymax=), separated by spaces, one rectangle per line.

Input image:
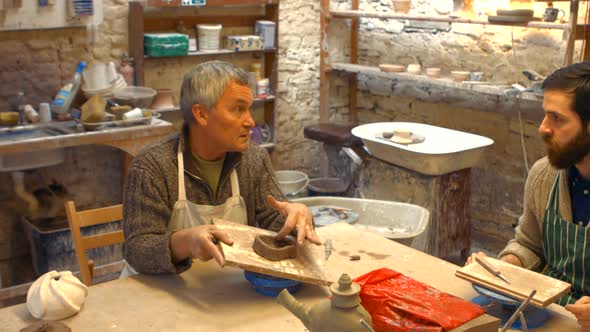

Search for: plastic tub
xmin=293 ymin=197 xmax=429 ymax=247
xmin=197 ymin=24 xmax=222 ymax=51
xmin=21 ymin=217 xmax=123 ymax=276
xmin=274 ymin=170 xmax=309 ymax=196
xmin=113 ymin=86 xmax=157 ymax=108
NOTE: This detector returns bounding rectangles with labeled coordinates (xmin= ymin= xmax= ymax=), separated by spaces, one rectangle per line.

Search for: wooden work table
xmin=0 ymin=223 xmax=580 ymax=331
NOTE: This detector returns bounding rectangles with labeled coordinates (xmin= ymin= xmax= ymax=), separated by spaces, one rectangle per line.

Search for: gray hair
xmin=180 ymin=61 xmax=250 ymax=123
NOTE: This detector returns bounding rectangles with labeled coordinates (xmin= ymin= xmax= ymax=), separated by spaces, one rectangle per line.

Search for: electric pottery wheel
xmin=471 ymin=284 xmax=549 ymax=330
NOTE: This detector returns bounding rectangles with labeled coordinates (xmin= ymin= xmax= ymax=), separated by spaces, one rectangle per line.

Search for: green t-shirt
xmin=192 ymin=153 xmax=225 ymax=194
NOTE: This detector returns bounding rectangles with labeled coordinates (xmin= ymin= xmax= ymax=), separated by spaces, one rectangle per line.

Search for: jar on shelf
xmin=250 ymin=63 xmax=263 ymax=81
xmin=120 ymin=55 xmax=134 ymax=87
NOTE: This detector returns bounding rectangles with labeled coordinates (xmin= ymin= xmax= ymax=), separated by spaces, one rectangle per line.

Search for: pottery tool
xmin=500 ymin=289 xmax=536 ymax=332
xmin=475 ymin=256 xmax=511 ymax=285
xmin=456 ymin=256 xmax=570 ymax=307
xmin=360 ymin=319 xmax=375 ymax=332
xmin=471 ymin=284 xmax=549 ymax=330
xmin=324 ymin=239 xmax=332 ymax=260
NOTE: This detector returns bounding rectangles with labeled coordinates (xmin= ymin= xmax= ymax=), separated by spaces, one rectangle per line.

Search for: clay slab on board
xmin=214 ymin=219 xmax=329 ymax=286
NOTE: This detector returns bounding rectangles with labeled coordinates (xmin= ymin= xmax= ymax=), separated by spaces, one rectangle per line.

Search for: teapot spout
xmin=277 ymin=289 xmax=311 ymax=328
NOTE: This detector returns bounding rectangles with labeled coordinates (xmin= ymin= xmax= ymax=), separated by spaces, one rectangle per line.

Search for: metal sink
xmin=0 ymin=123 xmax=76 ymax=172
xmin=352 ymin=122 xmax=494 ymax=176
xmin=0 ymin=123 xmax=74 ymax=142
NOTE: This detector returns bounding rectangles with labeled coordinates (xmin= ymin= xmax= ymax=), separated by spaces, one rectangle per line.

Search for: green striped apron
xmin=542 ymin=173 xmax=590 ymax=305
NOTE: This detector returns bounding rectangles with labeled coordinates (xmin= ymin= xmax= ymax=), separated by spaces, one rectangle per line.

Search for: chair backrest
xmin=64 ymin=201 xmax=124 ymax=286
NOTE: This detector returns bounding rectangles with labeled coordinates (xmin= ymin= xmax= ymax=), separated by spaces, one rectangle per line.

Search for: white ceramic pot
xmin=27 ymin=270 xmax=88 ymax=321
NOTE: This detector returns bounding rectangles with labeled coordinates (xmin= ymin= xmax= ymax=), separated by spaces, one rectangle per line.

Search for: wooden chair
xmin=65 ymin=201 xmax=125 ymax=286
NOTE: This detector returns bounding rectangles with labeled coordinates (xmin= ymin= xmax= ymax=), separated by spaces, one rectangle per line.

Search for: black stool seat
xmin=303 ymin=123 xmax=363 ymax=147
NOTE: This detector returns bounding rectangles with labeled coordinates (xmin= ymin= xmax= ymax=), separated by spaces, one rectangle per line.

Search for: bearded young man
xmin=467 ymin=62 xmax=590 ymax=329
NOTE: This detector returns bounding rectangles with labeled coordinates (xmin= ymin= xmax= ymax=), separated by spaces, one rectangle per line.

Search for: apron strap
xmin=230 ymin=170 xmax=240 ymax=198
xmin=177 ymin=142 xmax=187 ymax=201
xmin=546 ymin=173 xmax=560 ymax=212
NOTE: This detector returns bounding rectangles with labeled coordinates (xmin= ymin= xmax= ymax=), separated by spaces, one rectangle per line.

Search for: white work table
xmin=0 ymin=223 xmax=580 ymax=331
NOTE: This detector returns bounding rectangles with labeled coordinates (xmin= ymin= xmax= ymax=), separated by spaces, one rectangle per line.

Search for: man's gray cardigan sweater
xmin=122 ymin=133 xmax=286 ymax=274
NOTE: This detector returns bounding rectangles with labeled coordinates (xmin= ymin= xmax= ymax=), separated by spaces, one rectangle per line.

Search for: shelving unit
xmin=320 ymin=0 xmax=590 ymax=124
xmin=128 ymin=0 xmax=279 ymax=149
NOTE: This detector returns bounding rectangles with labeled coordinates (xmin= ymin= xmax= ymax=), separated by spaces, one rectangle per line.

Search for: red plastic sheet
xmin=353 ymin=268 xmax=485 ymax=332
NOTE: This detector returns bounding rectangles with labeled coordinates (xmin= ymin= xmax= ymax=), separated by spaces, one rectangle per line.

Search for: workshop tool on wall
xmin=475 ymin=256 xmax=511 ymax=285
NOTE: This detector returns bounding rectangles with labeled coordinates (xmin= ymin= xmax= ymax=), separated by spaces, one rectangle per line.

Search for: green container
xmin=144 ymin=33 xmax=189 ymax=57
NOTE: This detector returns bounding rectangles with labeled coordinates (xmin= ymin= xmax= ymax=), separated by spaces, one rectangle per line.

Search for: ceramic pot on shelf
xmin=150 ymin=89 xmax=175 ymax=111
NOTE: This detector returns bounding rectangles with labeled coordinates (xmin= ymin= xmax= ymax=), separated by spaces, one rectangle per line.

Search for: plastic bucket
xmin=197 ymin=24 xmax=222 ymax=51
xmin=274 ymin=170 xmax=309 ymax=196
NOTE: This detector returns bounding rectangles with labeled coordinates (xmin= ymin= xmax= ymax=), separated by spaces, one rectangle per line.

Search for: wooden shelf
xmin=330 ymin=10 xmax=571 ymax=31
xmin=155 ymin=95 xmax=275 ymax=113
xmin=329 ymin=62 xmax=543 ymax=121
xmin=145 ymin=48 xmax=276 ymax=60
xmin=129 ymin=0 xmax=280 ymax=153
xmin=146 ymin=0 xmax=278 ymax=7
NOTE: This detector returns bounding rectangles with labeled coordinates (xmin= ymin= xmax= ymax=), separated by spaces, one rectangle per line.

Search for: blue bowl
xmin=244 ymin=270 xmax=303 ymax=297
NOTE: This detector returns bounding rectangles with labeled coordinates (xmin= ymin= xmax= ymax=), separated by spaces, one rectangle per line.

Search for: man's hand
xmin=267 ymin=195 xmax=321 ymax=245
xmin=566 ymin=296 xmax=590 ymax=331
xmin=170 ymin=225 xmax=234 ymax=267
xmin=464 ymin=252 xmax=522 ymax=267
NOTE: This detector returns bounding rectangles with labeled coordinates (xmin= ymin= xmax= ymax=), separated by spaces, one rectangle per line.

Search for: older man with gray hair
xmin=122 ymin=61 xmax=320 ymax=275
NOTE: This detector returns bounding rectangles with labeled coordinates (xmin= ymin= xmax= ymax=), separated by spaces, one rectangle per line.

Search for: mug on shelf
xmin=543 ymin=7 xmax=565 ymax=22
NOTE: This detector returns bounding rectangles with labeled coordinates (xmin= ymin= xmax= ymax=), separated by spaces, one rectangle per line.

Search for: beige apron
xmin=120 ymin=143 xmax=247 ymax=277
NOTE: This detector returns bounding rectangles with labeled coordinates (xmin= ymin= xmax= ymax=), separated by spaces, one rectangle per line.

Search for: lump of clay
xmin=253 ymin=235 xmax=297 ymax=261
xmin=27 ymin=270 xmax=88 ymax=321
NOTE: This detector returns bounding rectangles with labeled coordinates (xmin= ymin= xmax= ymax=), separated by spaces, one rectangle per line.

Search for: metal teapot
xmin=277 ymin=273 xmax=373 ymax=332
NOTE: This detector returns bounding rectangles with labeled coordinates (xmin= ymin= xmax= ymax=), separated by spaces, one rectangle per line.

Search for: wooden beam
xmin=128 ymin=1 xmax=145 ymax=86
xmin=563 ymin=0 xmax=580 ymax=66
xmin=574 ymin=24 xmax=590 ymax=39
xmin=143 ymin=15 xmax=261 ymax=32
xmin=147 ymin=0 xmax=278 ymax=7
xmin=320 ymin=0 xmax=330 ymax=124
xmin=330 ymin=10 xmax=571 ymax=30
xmin=264 ymin=4 xmax=279 ymax=146
xmin=349 ymin=0 xmax=359 ymax=124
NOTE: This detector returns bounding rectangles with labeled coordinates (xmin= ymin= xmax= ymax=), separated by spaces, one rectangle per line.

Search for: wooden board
xmin=456 ymin=257 xmax=571 ymax=307
xmin=214 ymin=219 xmax=331 ymax=286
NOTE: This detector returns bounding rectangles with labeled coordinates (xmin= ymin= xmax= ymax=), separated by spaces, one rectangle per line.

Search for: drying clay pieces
xmin=379 ymin=64 xmax=405 ymax=73
xmin=375 ymin=129 xmax=426 ymax=145
xmin=253 ymin=235 xmax=297 ymax=261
